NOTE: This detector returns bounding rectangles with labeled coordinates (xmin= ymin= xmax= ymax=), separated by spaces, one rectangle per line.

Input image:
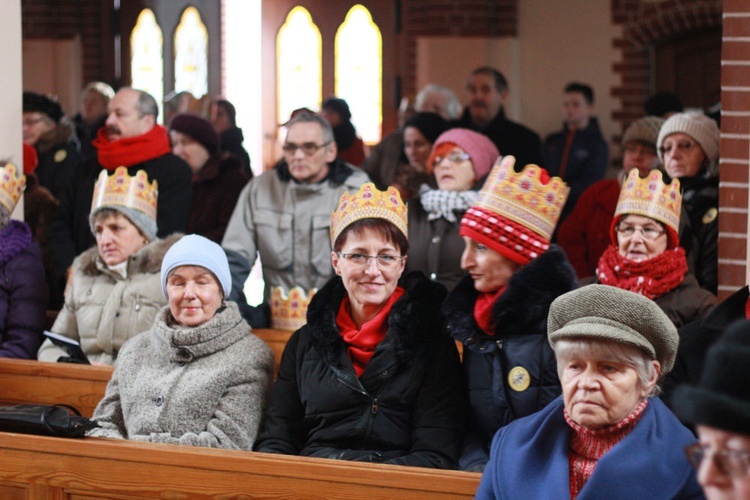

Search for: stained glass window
xmin=130 ymin=9 xmax=164 ymax=120
xmin=174 ymin=6 xmax=208 ymax=98
xmin=276 ymin=7 xmax=322 ymax=125
xmin=335 ymin=5 xmax=382 ymax=143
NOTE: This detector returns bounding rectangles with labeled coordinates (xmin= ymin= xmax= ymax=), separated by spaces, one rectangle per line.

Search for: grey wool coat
xmin=89 ymin=301 xmax=274 ymax=451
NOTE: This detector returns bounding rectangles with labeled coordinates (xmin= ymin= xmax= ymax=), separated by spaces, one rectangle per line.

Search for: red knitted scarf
xmin=93 ymin=125 xmax=172 ymax=170
xmin=596 ymin=245 xmax=688 ymax=299
xmin=565 ymin=398 xmax=648 ymax=499
xmin=336 ymin=287 xmax=405 ymax=377
xmin=473 ymin=288 xmax=505 ymax=336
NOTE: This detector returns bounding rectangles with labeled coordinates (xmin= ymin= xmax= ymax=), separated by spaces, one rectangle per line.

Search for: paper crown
xmin=330 ymin=183 xmax=408 ymax=245
xmin=91 ymin=167 xmax=158 ymax=219
xmin=615 ymin=168 xmax=681 ymax=234
xmin=0 ymin=163 xmax=25 ymax=213
xmin=270 ymin=286 xmax=316 ymax=331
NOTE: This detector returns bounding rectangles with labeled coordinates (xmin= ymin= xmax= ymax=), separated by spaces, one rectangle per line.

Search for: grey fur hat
xmin=547 ymin=284 xmax=678 ymax=374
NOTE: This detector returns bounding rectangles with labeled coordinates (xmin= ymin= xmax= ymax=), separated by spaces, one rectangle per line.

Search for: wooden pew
xmin=253 ymin=327 xmax=292 ymax=374
xmin=0 ymin=432 xmax=481 ymax=498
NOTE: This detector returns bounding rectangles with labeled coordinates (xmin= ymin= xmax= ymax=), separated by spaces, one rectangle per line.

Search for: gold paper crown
xmin=615 ymin=168 xmax=681 ymax=233
xmin=474 ymin=156 xmax=569 ymax=240
xmin=0 ymin=163 xmax=25 ymax=213
xmin=330 ymin=183 xmax=408 ymax=245
xmin=91 ymin=167 xmax=158 ymax=219
xmin=270 ymin=286 xmax=316 ymax=331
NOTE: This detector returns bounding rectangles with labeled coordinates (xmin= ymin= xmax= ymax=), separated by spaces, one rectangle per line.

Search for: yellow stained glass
xmin=335 ymin=5 xmax=382 ymax=143
xmin=130 ymin=9 xmax=164 ymax=120
xmin=174 ymin=6 xmax=209 ymax=98
xmin=276 ymin=7 xmax=322 ymax=125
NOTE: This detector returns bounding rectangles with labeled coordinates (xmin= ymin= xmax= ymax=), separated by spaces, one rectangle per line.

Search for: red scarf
xmin=93 ymin=125 xmax=172 ymax=170
xmin=596 ymin=245 xmax=688 ymax=299
xmin=473 ymin=288 xmax=505 ymax=336
xmin=336 ymin=287 xmax=405 ymax=377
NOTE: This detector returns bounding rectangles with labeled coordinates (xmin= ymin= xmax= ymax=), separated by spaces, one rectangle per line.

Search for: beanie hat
xmin=427 ymin=128 xmax=500 ymax=180
xmin=657 ymin=112 xmax=720 ymax=164
xmin=403 ymin=112 xmax=450 ymax=145
xmin=160 ymin=234 xmax=231 ymax=298
xmin=548 ymin=284 xmax=678 ymax=374
xmin=460 ymin=156 xmax=569 ymax=265
xmin=89 ymin=167 xmax=158 ymax=242
xmin=23 ymin=92 xmax=64 ymax=123
xmin=170 ymin=113 xmax=220 ymax=154
xmin=622 ymin=116 xmax=665 ymax=149
xmin=322 ymin=97 xmax=352 ymax=121
xmin=672 ymin=319 xmax=750 ymax=436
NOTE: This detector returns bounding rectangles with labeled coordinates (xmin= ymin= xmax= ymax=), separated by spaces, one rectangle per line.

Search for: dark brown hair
xmin=333 ymin=218 xmax=409 ymax=255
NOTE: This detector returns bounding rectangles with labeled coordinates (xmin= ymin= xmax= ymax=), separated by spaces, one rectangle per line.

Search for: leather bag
xmin=0 ymin=404 xmax=99 ymax=438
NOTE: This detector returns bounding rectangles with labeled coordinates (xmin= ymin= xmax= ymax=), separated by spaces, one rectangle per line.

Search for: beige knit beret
xmin=622 ymin=116 xmax=665 ymax=149
xmin=657 ymin=111 xmax=720 ymax=164
xmin=547 ymin=284 xmax=678 ymax=374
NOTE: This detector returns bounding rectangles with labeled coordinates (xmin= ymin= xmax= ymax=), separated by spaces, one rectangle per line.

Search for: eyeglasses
xmin=22 ymin=117 xmax=45 ymax=127
xmin=337 ymin=252 xmax=405 ymax=269
xmin=434 ymin=152 xmax=471 ymax=165
xmin=658 ymin=140 xmax=696 ymax=156
xmin=615 ymin=224 xmax=665 ymax=240
xmin=282 ymin=141 xmax=331 ymax=156
xmin=685 ymin=443 xmax=750 ymax=478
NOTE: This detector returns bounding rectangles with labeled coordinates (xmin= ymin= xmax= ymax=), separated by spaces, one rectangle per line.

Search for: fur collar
xmin=305 ymin=271 xmax=447 ymax=366
xmin=36 ymin=122 xmax=76 ymax=154
xmin=78 ymin=233 xmax=183 ymax=277
xmin=444 ymin=245 xmax=577 ymax=342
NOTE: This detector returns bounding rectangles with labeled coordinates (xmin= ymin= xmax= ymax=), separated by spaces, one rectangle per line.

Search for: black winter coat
xmin=255 ymin=271 xmax=465 ymax=469
xmin=678 ymin=175 xmax=718 ymax=294
xmin=443 ymin=244 xmax=577 ymax=471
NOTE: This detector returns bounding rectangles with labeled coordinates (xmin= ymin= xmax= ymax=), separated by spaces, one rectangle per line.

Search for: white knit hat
xmin=657 ymin=112 xmax=720 ymax=164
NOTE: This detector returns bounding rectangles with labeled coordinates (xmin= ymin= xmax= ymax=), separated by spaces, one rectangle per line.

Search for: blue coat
xmin=476 ymin=397 xmax=704 ymax=499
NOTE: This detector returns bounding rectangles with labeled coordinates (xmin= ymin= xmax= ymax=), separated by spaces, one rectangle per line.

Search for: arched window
xmin=174 ymin=6 xmax=209 ymax=98
xmin=131 ymin=9 xmax=164 ymax=119
xmin=276 ymin=7 xmax=322 ymax=125
xmin=335 ymin=5 xmax=382 ymax=143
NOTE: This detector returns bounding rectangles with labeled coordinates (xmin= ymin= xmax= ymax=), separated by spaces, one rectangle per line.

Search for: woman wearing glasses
xmin=657 ymin=111 xmax=720 ymax=294
xmin=443 ymin=156 xmax=578 ymax=471
xmin=673 ymin=319 xmax=750 ymax=500
xmin=587 ymin=168 xmax=715 ymax=328
xmin=406 ymin=128 xmax=499 ymax=291
xmin=255 ymin=183 xmax=465 ymax=469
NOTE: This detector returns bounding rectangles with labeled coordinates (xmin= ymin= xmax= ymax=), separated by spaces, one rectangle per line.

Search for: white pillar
xmin=0 ymin=1 xmax=23 ymax=219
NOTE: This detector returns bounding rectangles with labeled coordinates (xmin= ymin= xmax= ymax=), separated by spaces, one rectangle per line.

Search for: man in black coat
xmin=48 ymin=87 xmax=192 ymax=296
xmin=456 ymin=66 xmax=542 ymax=168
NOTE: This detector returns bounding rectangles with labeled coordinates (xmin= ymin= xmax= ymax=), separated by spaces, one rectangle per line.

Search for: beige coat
xmin=38 ymin=235 xmax=181 ymax=365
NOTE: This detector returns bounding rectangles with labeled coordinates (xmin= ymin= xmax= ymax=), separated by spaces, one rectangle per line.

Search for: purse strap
xmin=40 ymin=404 xmax=84 ymax=434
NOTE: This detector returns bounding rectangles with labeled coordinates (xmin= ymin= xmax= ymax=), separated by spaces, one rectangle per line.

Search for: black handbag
xmin=0 ymin=404 xmax=99 ymax=438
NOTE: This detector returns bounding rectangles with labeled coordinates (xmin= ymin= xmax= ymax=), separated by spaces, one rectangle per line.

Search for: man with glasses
xmin=222 ymin=112 xmax=369 ymax=327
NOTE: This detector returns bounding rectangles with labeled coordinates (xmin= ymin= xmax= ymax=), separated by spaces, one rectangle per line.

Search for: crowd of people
xmin=1 ymin=65 xmax=745 ymax=498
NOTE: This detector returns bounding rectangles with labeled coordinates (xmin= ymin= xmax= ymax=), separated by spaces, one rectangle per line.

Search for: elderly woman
xmin=256 ymin=183 xmax=464 ymax=468
xmin=589 ymin=168 xmax=716 ymax=328
xmin=476 ymin=284 xmax=703 ymax=499
xmin=406 ymin=128 xmax=498 ymax=291
xmin=89 ymin=234 xmax=274 ymax=450
xmin=38 ymin=167 xmax=179 ymax=365
xmin=170 ymin=113 xmax=250 ymax=243
xmin=657 ymin=111 xmax=720 ymax=294
xmin=443 ymin=156 xmax=577 ymax=471
xmin=558 ymin=116 xmax=665 ymax=279
xmin=673 ymin=320 xmax=750 ymax=499
xmin=0 ymin=163 xmax=47 ymax=358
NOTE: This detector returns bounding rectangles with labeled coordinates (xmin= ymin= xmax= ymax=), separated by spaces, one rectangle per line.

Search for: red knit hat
xmin=460 ymin=156 xmax=569 ymax=265
xmin=427 ymin=128 xmax=500 ymax=180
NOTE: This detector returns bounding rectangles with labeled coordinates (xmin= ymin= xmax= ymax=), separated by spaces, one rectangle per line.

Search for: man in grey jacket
xmin=222 ymin=112 xmax=369 ymax=327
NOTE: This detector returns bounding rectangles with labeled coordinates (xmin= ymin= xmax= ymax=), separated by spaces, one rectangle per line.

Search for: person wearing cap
xmin=406 ymin=128 xmax=498 ymax=291
xmin=584 ymin=169 xmax=716 ymax=328
xmin=22 ymin=91 xmax=83 ymax=202
xmin=476 ymin=284 xmax=702 ymax=499
xmin=256 ymin=183 xmax=464 ymax=468
xmin=558 ymin=115 xmax=665 ymax=279
xmin=38 ymin=168 xmax=181 ymax=366
xmin=0 ymin=163 xmax=47 ymax=359
xmin=88 ymin=234 xmax=274 ymax=450
xmin=443 ymin=156 xmax=577 ymax=472
xmin=170 ymin=113 xmax=251 ymax=243
xmin=321 ymin=97 xmax=368 ymax=167
xmin=657 ymin=111 xmax=720 ymax=294
xmin=210 ymin=98 xmax=252 ymax=177
xmin=672 ymin=320 xmax=750 ymax=499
